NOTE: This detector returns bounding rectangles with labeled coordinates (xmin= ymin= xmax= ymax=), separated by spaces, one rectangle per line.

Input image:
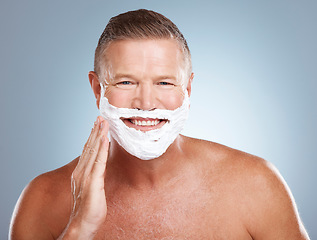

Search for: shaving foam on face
xmin=99 ymin=83 xmax=190 ymax=160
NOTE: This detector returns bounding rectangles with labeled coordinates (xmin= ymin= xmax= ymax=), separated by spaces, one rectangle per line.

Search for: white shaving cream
xmin=99 ymin=83 xmax=190 ymax=160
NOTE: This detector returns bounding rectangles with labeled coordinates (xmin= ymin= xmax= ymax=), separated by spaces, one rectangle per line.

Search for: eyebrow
xmin=155 ymin=75 xmax=177 ymax=81
xmin=113 ymin=73 xmax=135 ymax=80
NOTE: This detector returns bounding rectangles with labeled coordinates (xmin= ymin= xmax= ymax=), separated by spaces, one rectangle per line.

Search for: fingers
xmin=72 ymin=116 xmax=109 ymax=195
xmin=83 ymin=120 xmax=109 ymax=178
xmin=75 ymin=117 xmax=100 ymax=174
xmin=90 ymin=128 xmax=109 ymax=182
xmin=76 ymin=116 xmax=104 ymax=174
xmin=68 ymin=116 xmax=109 ymax=233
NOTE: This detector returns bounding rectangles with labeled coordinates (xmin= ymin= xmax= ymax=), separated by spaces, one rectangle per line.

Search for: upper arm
xmin=246 ymin=160 xmax=310 ymax=240
xmin=9 ymin=175 xmax=55 ymax=240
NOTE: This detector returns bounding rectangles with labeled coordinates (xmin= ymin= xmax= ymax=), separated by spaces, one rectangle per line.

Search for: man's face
xmin=101 ymin=39 xmax=189 ymax=132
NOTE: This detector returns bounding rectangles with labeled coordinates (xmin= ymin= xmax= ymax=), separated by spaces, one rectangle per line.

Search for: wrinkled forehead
xmin=99 ymin=39 xmax=188 ymax=84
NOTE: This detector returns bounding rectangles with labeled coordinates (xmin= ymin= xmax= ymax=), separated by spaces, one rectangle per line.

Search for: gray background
xmin=1 ymin=0 xmax=316 ymax=238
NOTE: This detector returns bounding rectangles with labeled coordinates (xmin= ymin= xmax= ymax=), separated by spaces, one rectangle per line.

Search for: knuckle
xmin=83 ymin=146 xmax=89 ymax=154
xmin=87 ymin=146 xmax=97 ymax=154
xmin=78 ymin=154 xmax=84 ymax=163
xmin=95 ymin=158 xmax=105 ymax=165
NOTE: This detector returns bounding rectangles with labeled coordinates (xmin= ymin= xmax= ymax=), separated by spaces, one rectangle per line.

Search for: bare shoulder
xmin=185 ymin=136 xmax=287 ymax=189
xmin=184 ymin=136 xmax=310 ymax=239
xmin=183 ymin=135 xmax=266 ymax=168
xmin=9 ymin=157 xmax=79 ymax=240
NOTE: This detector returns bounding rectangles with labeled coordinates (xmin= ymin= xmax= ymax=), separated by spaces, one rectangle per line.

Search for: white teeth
xmin=131 ymin=119 xmax=160 ymax=126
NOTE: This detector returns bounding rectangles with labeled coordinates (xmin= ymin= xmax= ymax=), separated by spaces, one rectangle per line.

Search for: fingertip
xmin=97 ymin=116 xmax=103 ymax=122
xmin=99 ymin=118 xmax=109 ymax=131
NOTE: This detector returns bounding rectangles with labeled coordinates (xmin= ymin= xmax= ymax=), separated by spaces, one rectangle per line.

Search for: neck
xmin=107 ymin=135 xmax=188 ymax=190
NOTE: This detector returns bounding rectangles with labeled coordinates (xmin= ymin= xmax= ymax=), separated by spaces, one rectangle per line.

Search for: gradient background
xmin=1 ymin=0 xmax=316 ymax=238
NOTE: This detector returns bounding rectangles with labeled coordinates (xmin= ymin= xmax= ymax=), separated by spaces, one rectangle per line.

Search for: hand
xmin=60 ymin=116 xmax=109 ymax=239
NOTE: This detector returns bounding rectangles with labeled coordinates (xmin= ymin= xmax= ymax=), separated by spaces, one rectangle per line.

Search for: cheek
xmin=158 ymin=88 xmax=185 ymax=110
xmin=104 ymin=87 xmax=132 ymax=108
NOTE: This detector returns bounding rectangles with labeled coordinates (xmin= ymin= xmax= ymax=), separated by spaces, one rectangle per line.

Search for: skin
xmin=9 ymin=39 xmax=310 ymax=240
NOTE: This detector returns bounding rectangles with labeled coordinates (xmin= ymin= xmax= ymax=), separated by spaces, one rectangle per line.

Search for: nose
xmin=132 ymin=83 xmax=157 ymax=110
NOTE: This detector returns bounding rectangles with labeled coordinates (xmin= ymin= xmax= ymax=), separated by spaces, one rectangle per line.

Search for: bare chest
xmin=94 ymin=189 xmax=252 ymax=240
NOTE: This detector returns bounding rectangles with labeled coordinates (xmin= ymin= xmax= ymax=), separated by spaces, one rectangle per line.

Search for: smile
xmin=121 ymin=117 xmax=168 ymax=131
xmin=130 ymin=119 xmax=160 ymax=126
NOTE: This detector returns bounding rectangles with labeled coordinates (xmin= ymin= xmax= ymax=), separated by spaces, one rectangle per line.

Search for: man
xmin=10 ymin=9 xmax=310 ymax=240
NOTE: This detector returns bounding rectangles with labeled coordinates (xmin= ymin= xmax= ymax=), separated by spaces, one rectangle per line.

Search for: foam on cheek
xmin=99 ymin=83 xmax=190 ymax=160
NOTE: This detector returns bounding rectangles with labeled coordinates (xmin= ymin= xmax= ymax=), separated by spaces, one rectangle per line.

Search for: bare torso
xmin=10 ymin=136 xmax=308 ymax=239
xmin=97 ymin=175 xmax=253 ymax=240
xmin=34 ymin=137 xmax=259 ymax=239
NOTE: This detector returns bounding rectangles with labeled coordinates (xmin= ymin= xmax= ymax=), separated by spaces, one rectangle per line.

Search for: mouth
xmin=121 ymin=117 xmax=168 ymax=131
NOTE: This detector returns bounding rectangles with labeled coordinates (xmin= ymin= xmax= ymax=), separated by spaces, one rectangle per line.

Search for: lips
xmin=121 ymin=117 xmax=168 ymax=131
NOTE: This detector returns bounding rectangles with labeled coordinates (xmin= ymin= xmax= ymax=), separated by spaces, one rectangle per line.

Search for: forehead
xmin=102 ymin=39 xmax=183 ymax=78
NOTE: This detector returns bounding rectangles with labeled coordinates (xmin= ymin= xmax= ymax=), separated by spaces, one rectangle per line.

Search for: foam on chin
xmin=99 ymin=83 xmax=190 ymax=160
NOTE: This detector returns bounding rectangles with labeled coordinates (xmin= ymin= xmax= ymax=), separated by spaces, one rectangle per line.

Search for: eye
xmin=157 ymin=81 xmax=175 ymax=88
xmin=158 ymin=81 xmax=175 ymax=86
xmin=115 ymin=80 xmax=136 ymax=89
xmin=117 ymin=81 xmax=132 ymax=85
xmin=159 ymin=82 xmax=171 ymax=85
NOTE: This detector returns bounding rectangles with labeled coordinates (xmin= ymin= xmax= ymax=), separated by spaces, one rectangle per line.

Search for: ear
xmin=88 ymin=71 xmax=101 ymax=109
xmin=186 ymin=72 xmax=194 ymax=97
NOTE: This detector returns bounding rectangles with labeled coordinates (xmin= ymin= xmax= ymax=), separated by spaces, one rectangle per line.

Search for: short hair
xmin=94 ymin=9 xmax=192 ymax=84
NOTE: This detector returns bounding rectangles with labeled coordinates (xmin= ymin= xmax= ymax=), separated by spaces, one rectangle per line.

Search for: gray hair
xmin=94 ymin=9 xmax=192 ymax=85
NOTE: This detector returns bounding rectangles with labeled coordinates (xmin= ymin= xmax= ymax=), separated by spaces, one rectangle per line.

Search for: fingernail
xmin=100 ymin=121 xmax=104 ymax=129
